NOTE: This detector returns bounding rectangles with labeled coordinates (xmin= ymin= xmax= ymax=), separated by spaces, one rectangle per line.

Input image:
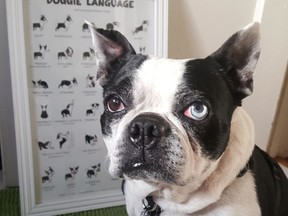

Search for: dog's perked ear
xmin=86 ymin=21 xmax=136 ymax=86
xmin=211 ymin=22 xmax=260 ymax=101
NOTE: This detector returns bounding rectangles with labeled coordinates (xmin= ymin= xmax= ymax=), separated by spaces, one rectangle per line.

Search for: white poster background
xmin=27 ymin=0 xmax=157 ymax=204
xmin=7 ymin=0 xmax=167 ymax=215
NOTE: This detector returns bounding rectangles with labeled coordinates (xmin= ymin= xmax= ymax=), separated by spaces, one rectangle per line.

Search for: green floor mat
xmin=0 ymin=187 xmax=127 ymax=216
xmin=0 ymin=187 xmax=20 ymax=216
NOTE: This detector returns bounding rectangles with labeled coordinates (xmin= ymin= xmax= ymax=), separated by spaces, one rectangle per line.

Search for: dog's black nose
xmin=128 ymin=113 xmax=170 ymax=149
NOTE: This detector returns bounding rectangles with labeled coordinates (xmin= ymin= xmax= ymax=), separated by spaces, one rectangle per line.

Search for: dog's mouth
xmin=120 ymin=160 xmax=162 ymax=182
xmin=115 ymin=144 xmax=184 ymax=185
xmin=129 ymin=161 xmax=147 ymax=171
xmin=123 ymin=162 xmax=147 ymax=176
xmin=118 ymin=155 xmax=150 ymax=178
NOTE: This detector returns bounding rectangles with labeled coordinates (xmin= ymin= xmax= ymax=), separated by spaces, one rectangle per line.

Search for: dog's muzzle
xmin=128 ymin=113 xmax=171 ymax=150
xmin=120 ymin=113 xmax=181 ymax=182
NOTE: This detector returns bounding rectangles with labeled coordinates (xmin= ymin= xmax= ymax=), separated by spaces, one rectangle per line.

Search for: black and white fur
xmin=83 ymin=48 xmax=95 ymax=60
xmin=85 ymin=134 xmax=98 ymax=145
xmin=58 ymin=78 xmax=78 ymax=88
xmin=38 ymin=140 xmax=54 ymax=150
xmin=34 ymin=45 xmax=48 ymax=60
xmin=57 ymin=131 xmax=70 ymax=149
xmin=33 ymin=15 xmax=47 ymax=31
xmin=86 ymin=103 xmax=99 ymax=116
xmin=55 ymin=15 xmax=73 ymax=31
xmin=65 ymin=166 xmax=79 ymax=181
xmin=133 ymin=20 xmax=149 ymax=35
xmin=86 ymin=163 xmax=101 ymax=178
xmin=40 ymin=105 xmax=48 ymax=119
xmin=42 ymin=167 xmax=54 ymax=183
xmin=61 ymin=100 xmax=74 ymax=117
xmin=82 ymin=22 xmax=90 ymax=32
xmin=87 ymin=21 xmax=288 ymax=216
xmin=86 ymin=74 xmax=96 ymax=88
xmin=32 ymin=80 xmax=49 ymax=89
xmin=106 ymin=22 xmax=120 ymax=31
xmin=58 ymin=47 xmax=74 ymax=60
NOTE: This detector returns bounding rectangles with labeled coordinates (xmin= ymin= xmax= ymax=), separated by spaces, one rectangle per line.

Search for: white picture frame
xmin=6 ymin=0 xmax=168 ymax=215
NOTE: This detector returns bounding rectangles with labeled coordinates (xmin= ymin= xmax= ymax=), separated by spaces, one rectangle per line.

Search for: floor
xmin=0 ymin=170 xmax=4 ymax=189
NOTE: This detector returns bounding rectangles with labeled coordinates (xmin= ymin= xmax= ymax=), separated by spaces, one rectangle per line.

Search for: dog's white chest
xmin=125 ymin=172 xmax=260 ymax=216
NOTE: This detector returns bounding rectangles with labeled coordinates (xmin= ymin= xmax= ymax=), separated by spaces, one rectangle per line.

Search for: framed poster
xmin=6 ymin=0 xmax=168 ymax=215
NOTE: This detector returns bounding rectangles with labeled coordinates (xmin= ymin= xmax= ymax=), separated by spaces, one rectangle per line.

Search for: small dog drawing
xmin=32 ymin=80 xmax=37 ymax=88
xmin=58 ymin=78 xmax=78 ymax=88
xmin=33 ymin=79 xmax=49 ymax=89
xmin=133 ymin=20 xmax=149 ymax=35
xmin=57 ymin=131 xmax=70 ymax=149
xmin=33 ymin=15 xmax=47 ymax=31
xmin=106 ymin=21 xmax=119 ymax=31
xmin=65 ymin=166 xmax=79 ymax=181
xmin=83 ymin=48 xmax=95 ymax=60
xmin=139 ymin=47 xmax=146 ymax=54
xmin=86 ymin=74 xmax=96 ymax=88
xmin=42 ymin=167 xmax=55 ymax=183
xmin=61 ymin=100 xmax=74 ymax=118
xmin=82 ymin=22 xmax=95 ymax=32
xmin=85 ymin=134 xmax=98 ymax=145
xmin=58 ymin=47 xmax=74 ymax=60
xmin=40 ymin=105 xmax=48 ymax=119
xmin=34 ymin=45 xmax=48 ymax=60
xmin=86 ymin=163 xmax=101 ymax=178
xmin=38 ymin=140 xmax=54 ymax=150
xmin=91 ymin=103 xmax=99 ymax=108
xmin=55 ymin=15 xmax=73 ymax=31
xmin=82 ymin=22 xmax=90 ymax=32
xmin=86 ymin=103 xmax=99 ymax=116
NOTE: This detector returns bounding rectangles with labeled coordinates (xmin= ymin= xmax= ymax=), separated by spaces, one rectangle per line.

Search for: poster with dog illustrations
xmin=26 ymin=0 xmax=157 ymax=204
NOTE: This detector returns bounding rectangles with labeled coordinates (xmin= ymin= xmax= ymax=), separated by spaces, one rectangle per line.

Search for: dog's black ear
xmin=86 ymin=21 xmax=136 ymax=86
xmin=211 ymin=22 xmax=260 ymax=100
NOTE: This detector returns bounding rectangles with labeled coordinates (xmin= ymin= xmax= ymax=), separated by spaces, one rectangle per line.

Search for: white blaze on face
xmin=132 ymin=57 xmax=200 ymax=181
xmin=132 ymin=57 xmax=186 ymax=113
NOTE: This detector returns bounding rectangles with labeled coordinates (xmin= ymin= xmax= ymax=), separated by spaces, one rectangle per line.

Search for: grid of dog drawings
xmin=30 ymin=15 xmax=116 ymax=199
xmin=27 ymin=1 xmax=154 ymax=202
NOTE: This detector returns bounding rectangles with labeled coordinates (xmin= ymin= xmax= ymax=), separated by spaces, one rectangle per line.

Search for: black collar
xmin=141 ymin=196 xmax=162 ymax=216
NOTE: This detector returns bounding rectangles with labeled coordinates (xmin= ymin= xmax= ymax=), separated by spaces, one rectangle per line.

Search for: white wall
xmin=168 ymin=0 xmax=257 ymax=58
xmin=168 ymin=0 xmax=288 ymax=151
xmin=0 ymin=0 xmax=19 ymax=186
xmin=244 ymin=0 xmax=288 ymax=150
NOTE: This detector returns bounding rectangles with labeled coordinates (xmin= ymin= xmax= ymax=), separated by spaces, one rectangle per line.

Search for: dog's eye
xmin=184 ymin=102 xmax=208 ymax=121
xmin=107 ymin=96 xmax=125 ymax=113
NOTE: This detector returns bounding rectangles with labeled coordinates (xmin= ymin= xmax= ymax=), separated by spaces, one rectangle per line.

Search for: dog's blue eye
xmin=107 ymin=96 xmax=125 ymax=113
xmin=184 ymin=102 xmax=208 ymax=121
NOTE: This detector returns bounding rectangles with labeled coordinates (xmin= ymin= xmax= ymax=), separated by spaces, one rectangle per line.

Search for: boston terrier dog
xmin=87 ymin=21 xmax=288 ymax=216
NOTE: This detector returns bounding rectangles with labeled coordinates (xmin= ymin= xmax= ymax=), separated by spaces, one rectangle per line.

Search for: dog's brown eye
xmin=107 ymin=96 xmax=125 ymax=113
xmin=184 ymin=101 xmax=208 ymax=121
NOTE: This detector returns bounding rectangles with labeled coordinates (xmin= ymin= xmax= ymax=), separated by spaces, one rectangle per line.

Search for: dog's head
xmin=88 ymin=23 xmax=260 ymax=187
